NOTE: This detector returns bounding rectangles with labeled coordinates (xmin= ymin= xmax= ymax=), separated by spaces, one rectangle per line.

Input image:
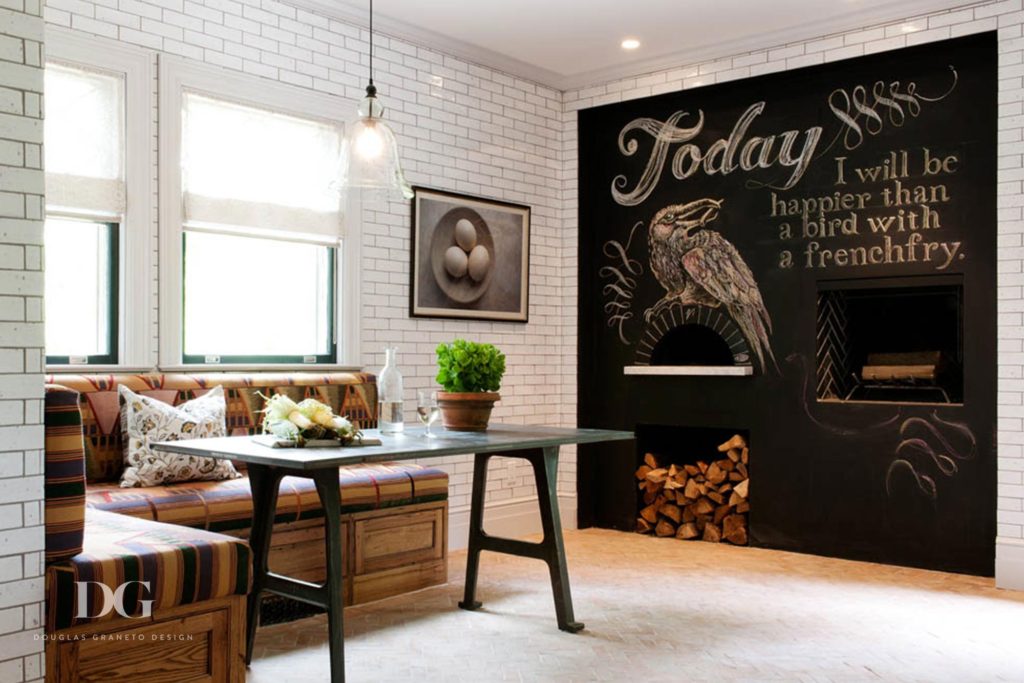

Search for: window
xmin=43 ymin=62 xmax=124 ymax=364
xmin=177 ymin=91 xmax=342 ymax=364
xmin=183 ymin=231 xmax=333 ymax=362
xmin=44 ymin=28 xmax=154 ymax=368
xmin=159 ymin=58 xmax=355 ymax=367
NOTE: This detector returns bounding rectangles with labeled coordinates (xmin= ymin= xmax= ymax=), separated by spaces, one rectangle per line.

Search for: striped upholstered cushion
xmin=46 ymin=508 xmax=251 ymax=631
xmin=85 ymin=463 xmax=449 ymax=532
xmin=44 ymin=385 xmax=87 ymax=564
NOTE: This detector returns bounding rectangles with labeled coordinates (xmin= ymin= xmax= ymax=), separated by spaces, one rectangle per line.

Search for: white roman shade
xmin=44 ymin=63 xmax=126 ymax=216
xmin=181 ymin=92 xmax=343 ymax=243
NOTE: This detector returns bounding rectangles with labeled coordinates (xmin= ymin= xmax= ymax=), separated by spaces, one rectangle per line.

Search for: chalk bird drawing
xmin=645 ymin=197 xmax=776 ymax=371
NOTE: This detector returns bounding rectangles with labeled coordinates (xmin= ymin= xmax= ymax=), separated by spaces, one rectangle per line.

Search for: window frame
xmin=43 ymin=218 xmax=120 ymax=365
xmin=44 ymin=27 xmax=155 ymax=370
xmin=179 ymin=231 xmax=338 ymax=365
xmin=158 ymin=57 xmax=361 ymax=370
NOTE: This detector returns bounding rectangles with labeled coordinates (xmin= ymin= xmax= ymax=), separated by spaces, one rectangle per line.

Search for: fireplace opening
xmin=816 ymin=277 xmax=963 ymax=404
xmin=650 ymin=324 xmax=735 ymax=365
xmin=635 ymin=424 xmax=750 ymax=545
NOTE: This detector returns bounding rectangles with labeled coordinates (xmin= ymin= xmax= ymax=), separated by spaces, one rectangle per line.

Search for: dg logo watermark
xmin=75 ymin=581 xmax=153 ymax=619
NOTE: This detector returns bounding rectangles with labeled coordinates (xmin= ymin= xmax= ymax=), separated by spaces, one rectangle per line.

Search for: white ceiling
xmin=295 ymin=0 xmax=972 ymax=90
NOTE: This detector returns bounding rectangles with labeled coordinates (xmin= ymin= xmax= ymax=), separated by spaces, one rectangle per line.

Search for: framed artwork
xmin=410 ymin=187 xmax=530 ymax=322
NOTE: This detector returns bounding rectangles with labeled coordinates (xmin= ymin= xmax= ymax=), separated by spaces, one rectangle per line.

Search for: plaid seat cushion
xmin=46 ymin=508 xmax=251 ymax=631
xmin=85 ymin=463 xmax=449 ymax=532
xmin=44 ymin=385 xmax=87 ymax=564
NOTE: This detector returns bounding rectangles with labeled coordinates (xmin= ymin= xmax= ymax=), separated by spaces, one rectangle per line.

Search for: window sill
xmin=159 ymin=364 xmax=365 ymax=373
xmin=47 ymin=364 xmax=365 ymax=374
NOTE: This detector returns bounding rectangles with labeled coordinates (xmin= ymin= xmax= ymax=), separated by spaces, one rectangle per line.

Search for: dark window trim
xmin=180 ymin=233 xmax=338 ymax=365
xmin=45 ymin=220 xmax=120 ymax=366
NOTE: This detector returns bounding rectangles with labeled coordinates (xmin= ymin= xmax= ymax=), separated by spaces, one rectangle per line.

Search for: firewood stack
xmin=634 ymin=434 xmax=749 ymax=545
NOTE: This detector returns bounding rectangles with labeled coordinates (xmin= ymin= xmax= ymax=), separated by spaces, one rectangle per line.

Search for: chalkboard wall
xmin=577 ymin=33 xmax=997 ymax=575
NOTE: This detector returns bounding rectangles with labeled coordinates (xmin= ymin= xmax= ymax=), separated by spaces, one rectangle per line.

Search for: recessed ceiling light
xmin=621 ymin=38 xmax=641 ymax=50
xmin=900 ymin=24 xmax=921 ymax=33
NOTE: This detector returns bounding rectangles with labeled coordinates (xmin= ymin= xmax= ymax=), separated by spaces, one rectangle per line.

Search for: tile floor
xmin=248 ymin=529 xmax=1024 ymax=682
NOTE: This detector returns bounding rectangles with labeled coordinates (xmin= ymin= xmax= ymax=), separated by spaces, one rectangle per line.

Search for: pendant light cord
xmin=368 ymin=0 xmax=374 ymax=88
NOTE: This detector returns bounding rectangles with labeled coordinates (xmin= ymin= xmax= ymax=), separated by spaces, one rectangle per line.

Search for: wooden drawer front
xmin=354 ymin=508 xmax=444 ymax=575
xmin=229 ymin=518 xmax=348 ymax=584
xmin=269 ymin=520 xmax=347 ymax=583
xmin=52 ymin=602 xmax=237 ymax=683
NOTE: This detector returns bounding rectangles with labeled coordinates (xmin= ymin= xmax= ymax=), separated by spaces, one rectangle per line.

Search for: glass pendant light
xmin=338 ymin=0 xmax=413 ymax=200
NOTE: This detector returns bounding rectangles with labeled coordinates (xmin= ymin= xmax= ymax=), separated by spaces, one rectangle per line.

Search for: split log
xmin=702 ymin=523 xmax=722 ymax=542
xmin=683 ymin=464 xmax=700 ymax=476
xmin=646 ymin=467 xmax=669 ymax=484
xmin=706 ymin=463 xmax=726 ymax=485
xmin=727 ymin=448 xmax=741 ymax=463
xmin=682 ymin=505 xmax=696 ymax=523
xmin=655 ymin=519 xmax=676 ymax=537
xmin=637 ymin=518 xmax=652 ymax=534
xmin=640 ymin=502 xmax=660 ymax=524
xmin=683 ymin=478 xmax=701 ymax=501
xmin=736 ymin=501 xmax=750 ymax=514
xmin=693 ymin=497 xmax=714 ymax=516
xmin=733 ymin=479 xmax=749 ymax=499
xmin=723 ymin=514 xmax=747 ymax=545
xmin=706 ymin=490 xmax=724 ymax=505
xmin=644 ymin=453 xmax=658 ymax=468
xmin=713 ymin=504 xmax=730 ymax=525
xmin=717 ymin=434 xmax=746 ymax=452
xmin=676 ymin=522 xmax=699 ymax=540
xmin=660 ymin=503 xmax=682 ymax=524
xmin=635 ymin=464 xmax=652 ymax=480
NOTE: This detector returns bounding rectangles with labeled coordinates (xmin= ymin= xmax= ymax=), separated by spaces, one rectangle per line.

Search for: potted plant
xmin=435 ymin=339 xmax=506 ymax=431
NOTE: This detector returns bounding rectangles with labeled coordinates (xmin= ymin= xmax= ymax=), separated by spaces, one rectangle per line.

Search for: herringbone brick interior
xmin=248 ymin=529 xmax=1024 ymax=682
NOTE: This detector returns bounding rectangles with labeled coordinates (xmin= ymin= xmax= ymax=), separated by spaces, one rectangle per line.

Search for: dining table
xmin=154 ymin=423 xmax=634 ymax=683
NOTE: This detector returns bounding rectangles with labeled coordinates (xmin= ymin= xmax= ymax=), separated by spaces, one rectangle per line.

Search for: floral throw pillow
xmin=118 ymin=385 xmax=241 ymax=488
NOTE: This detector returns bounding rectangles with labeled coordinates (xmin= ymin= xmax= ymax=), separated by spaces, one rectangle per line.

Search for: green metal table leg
xmin=313 ymin=469 xmax=346 ymax=683
xmin=458 ymin=452 xmax=490 ymax=611
xmin=532 ymin=446 xmax=583 ymax=632
xmin=244 ymin=464 xmax=283 ymax=665
xmin=458 ymin=447 xmax=583 ymax=632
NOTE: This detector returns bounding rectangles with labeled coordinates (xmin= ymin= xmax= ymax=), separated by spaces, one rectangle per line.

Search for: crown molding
xmin=286 ymin=0 xmax=979 ymax=92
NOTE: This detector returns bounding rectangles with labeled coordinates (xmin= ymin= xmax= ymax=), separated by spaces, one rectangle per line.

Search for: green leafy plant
xmin=435 ymin=339 xmax=506 ymax=393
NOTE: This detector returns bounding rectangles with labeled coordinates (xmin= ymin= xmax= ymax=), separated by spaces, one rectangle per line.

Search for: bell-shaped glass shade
xmin=338 ymin=92 xmax=413 ymax=200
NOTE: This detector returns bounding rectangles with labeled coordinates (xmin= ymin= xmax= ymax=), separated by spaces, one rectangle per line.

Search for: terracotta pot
xmin=437 ymin=392 xmax=500 ymax=432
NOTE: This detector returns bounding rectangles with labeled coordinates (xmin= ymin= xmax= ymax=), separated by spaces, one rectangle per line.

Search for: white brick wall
xmin=562 ymin=0 xmax=1024 ymax=590
xmin=0 ymin=0 xmax=47 ymax=678
xmin=42 ymin=0 xmax=574 ymax=540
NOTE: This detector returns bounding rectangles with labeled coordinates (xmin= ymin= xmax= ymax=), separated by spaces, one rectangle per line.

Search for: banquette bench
xmin=43 ymin=372 xmax=449 ymax=682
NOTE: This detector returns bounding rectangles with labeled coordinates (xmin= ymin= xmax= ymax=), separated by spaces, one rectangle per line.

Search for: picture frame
xmin=410 ymin=186 xmax=531 ymax=322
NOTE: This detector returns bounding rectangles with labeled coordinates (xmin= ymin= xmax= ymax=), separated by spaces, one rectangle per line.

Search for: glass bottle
xmin=378 ymin=346 xmax=404 ymax=433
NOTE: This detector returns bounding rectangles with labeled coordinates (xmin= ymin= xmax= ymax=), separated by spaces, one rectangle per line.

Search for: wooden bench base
xmin=46 ymin=595 xmax=246 ymax=683
xmin=231 ymin=500 xmax=448 ymax=607
xmin=46 ymin=501 xmax=447 ymax=682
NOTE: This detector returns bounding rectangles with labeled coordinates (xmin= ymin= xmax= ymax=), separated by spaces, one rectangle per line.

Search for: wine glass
xmin=416 ymin=389 xmax=440 ymax=438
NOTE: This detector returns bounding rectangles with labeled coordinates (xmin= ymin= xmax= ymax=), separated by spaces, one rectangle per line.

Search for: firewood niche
xmin=635 ymin=434 xmax=749 ymax=544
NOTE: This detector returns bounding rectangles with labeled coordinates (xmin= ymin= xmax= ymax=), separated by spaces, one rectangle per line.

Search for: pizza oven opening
xmin=816 ymin=278 xmax=964 ymax=404
xmin=650 ymin=324 xmax=736 ymax=366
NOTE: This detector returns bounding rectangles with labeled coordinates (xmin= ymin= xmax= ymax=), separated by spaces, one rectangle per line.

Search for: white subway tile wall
xmin=562 ymin=1 xmax=1024 ymax=589
xmin=0 ymin=0 xmax=46 ymax=678
xmin=29 ymin=0 xmax=1024 ymax=608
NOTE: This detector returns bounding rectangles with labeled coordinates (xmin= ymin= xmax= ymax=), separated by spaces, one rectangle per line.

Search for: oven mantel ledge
xmin=623 ymin=365 xmax=754 ymax=377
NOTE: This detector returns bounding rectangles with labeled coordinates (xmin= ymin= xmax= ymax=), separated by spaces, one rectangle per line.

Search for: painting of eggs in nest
xmin=444 ymin=219 xmax=491 ymax=283
xmin=412 ymin=187 xmax=531 ymax=322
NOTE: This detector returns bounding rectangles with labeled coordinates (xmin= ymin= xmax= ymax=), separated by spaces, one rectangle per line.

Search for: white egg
xmin=467 ymin=245 xmax=490 ymax=282
xmin=454 ymin=218 xmax=478 ymax=251
xmin=443 ymin=246 xmax=468 ymax=278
